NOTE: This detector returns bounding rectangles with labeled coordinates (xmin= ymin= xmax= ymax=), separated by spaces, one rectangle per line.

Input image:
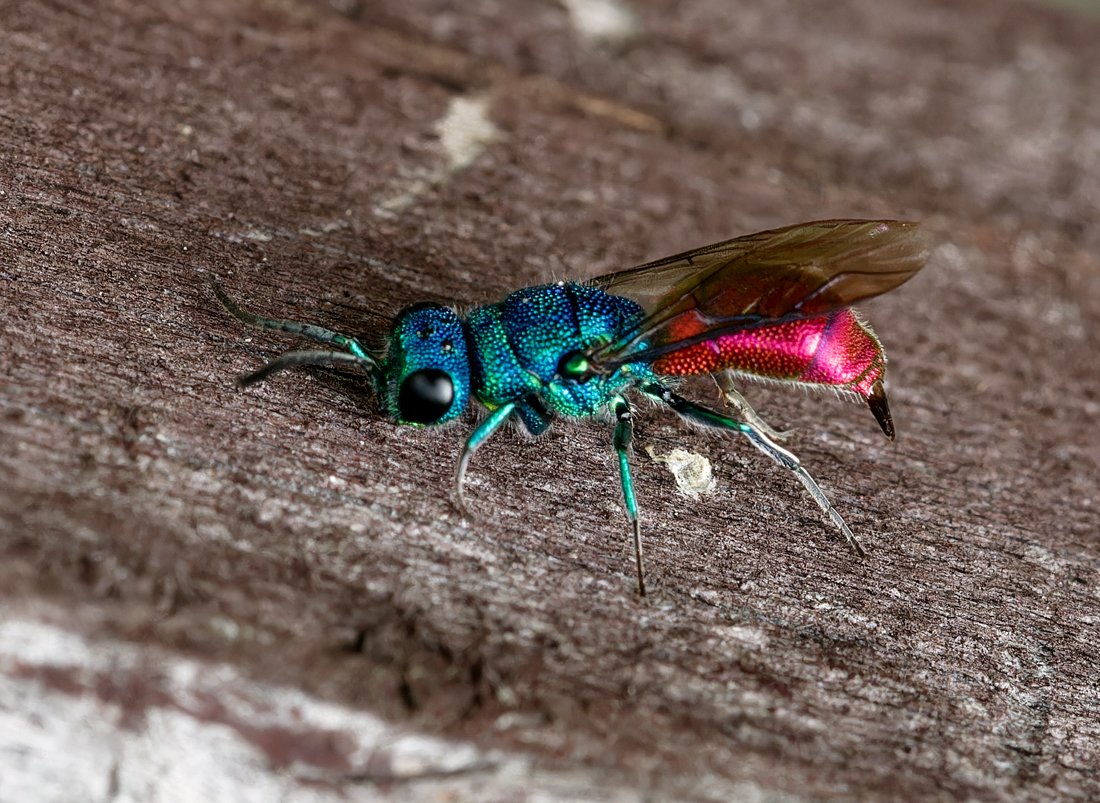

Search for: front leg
xmin=454 ymin=402 xmax=517 ymax=508
xmin=612 ymin=395 xmax=646 ymax=596
xmin=642 ymin=383 xmax=866 ymax=558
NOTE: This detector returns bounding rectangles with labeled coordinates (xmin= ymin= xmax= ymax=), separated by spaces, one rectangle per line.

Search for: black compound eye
xmin=398 ymin=369 xmax=454 ymax=424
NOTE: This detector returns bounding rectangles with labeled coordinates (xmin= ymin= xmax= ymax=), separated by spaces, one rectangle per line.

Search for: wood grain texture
xmin=2 ymin=0 xmax=1099 ymax=799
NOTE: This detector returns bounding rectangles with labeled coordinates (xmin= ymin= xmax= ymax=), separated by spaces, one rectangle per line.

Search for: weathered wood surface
xmin=2 ymin=0 xmax=1099 ymax=799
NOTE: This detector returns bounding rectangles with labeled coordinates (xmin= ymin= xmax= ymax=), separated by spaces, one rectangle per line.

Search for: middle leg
xmin=612 ymin=395 xmax=646 ymax=596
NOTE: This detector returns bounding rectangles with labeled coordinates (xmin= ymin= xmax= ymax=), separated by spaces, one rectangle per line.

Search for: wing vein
xmin=586 ymin=219 xmax=930 ymax=373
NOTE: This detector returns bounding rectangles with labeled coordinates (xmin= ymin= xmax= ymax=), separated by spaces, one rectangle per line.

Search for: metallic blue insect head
xmin=384 ymin=303 xmax=471 ymax=426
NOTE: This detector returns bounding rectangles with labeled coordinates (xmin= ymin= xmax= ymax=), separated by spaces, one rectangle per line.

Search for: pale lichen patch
xmin=374 ymin=94 xmax=503 ymax=218
xmin=644 ymin=445 xmax=716 ymax=499
xmin=559 ymin=0 xmax=640 ymax=46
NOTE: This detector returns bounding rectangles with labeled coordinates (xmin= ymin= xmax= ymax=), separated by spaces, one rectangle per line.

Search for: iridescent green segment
xmin=466 ymin=282 xmax=654 ymax=420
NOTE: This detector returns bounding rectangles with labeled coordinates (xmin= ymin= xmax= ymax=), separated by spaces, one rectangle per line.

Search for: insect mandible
xmin=213 ymin=219 xmax=929 ymax=595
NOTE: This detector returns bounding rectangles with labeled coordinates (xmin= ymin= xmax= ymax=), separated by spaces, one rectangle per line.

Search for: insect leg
xmin=515 ymin=394 xmax=555 ymax=436
xmin=714 ymin=371 xmax=793 ymax=441
xmin=612 ymin=395 xmax=645 ymax=596
xmin=454 ymin=402 xmax=517 ymax=508
xmin=642 ymin=383 xmax=867 ymax=558
xmin=212 ymin=280 xmax=375 ymax=362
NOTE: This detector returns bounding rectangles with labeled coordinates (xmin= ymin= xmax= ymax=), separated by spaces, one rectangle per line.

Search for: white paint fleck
xmin=435 ymin=94 xmax=502 ymax=173
xmin=713 ymin=625 xmax=769 ymax=650
xmin=644 ymin=445 xmax=716 ymax=499
xmin=559 ymin=0 xmax=640 ymax=45
xmin=374 ymin=94 xmax=502 ymax=218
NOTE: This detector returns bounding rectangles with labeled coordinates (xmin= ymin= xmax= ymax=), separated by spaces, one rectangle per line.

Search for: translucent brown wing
xmin=588 ymin=219 xmax=930 ymax=368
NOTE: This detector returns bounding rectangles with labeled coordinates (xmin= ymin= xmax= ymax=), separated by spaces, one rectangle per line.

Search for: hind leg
xmin=643 ymin=382 xmax=866 ymax=558
xmin=714 ymin=371 xmax=793 ymax=442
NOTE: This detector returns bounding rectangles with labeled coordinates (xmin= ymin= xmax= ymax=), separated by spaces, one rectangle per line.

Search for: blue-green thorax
xmin=381 ymin=283 xmax=653 ymax=428
xmin=465 ymin=282 xmax=653 ymax=418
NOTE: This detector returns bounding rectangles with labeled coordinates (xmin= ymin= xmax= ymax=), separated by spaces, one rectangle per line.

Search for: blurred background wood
xmin=2 ymin=0 xmax=1098 ymax=799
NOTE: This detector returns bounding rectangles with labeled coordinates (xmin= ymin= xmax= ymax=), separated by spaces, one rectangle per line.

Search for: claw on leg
xmin=738 ymin=427 xmax=867 ymax=558
xmin=452 ymin=450 xmax=471 ymax=513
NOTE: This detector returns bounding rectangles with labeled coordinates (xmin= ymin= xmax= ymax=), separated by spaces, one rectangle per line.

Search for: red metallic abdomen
xmin=651 ymin=309 xmax=884 ymax=400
